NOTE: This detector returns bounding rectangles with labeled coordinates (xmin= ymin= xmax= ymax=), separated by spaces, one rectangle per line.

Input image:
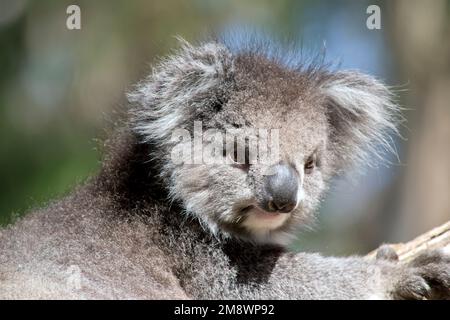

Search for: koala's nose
xmin=263 ymin=163 xmax=299 ymax=213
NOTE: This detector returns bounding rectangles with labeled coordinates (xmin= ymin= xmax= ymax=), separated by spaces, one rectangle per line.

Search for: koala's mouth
xmin=239 ymin=205 xmax=289 ymax=218
xmin=239 ymin=205 xmax=290 ymax=231
xmin=250 ymin=206 xmax=284 ymax=219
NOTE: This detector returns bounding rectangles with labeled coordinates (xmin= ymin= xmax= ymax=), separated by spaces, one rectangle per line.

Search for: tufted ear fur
xmin=321 ymin=71 xmax=401 ymax=170
xmin=129 ymin=38 xmax=235 ymax=144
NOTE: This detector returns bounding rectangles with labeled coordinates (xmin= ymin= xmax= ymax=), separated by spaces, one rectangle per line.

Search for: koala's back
xmin=0 ymin=181 xmax=190 ymax=299
xmin=0 ymin=133 xmax=286 ymax=300
xmin=0 ymin=177 xmax=283 ymax=300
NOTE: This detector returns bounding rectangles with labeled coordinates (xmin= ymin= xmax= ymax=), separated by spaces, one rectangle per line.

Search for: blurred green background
xmin=1 ymin=0 xmax=449 ymax=255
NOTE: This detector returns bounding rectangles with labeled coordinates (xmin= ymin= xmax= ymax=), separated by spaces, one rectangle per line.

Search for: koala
xmin=1 ymin=35 xmax=449 ymax=300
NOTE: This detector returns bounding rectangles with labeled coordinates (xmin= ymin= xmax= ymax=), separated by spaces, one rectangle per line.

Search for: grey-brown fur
xmin=1 ymin=36 xmax=449 ymax=299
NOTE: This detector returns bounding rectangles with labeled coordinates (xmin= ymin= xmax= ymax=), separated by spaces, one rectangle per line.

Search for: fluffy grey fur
xmin=0 ymin=37 xmax=449 ymax=300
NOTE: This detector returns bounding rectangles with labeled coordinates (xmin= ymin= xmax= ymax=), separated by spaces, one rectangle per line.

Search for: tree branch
xmin=367 ymin=221 xmax=450 ymax=262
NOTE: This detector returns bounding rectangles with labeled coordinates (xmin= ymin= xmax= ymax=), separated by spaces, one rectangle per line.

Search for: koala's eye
xmin=304 ymin=154 xmax=316 ymax=174
xmin=224 ymin=140 xmax=250 ymax=171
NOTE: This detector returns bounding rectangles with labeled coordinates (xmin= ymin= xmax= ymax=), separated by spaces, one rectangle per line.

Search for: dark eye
xmin=211 ymin=96 xmax=227 ymax=112
xmin=224 ymin=140 xmax=250 ymax=171
xmin=304 ymin=155 xmax=316 ymax=174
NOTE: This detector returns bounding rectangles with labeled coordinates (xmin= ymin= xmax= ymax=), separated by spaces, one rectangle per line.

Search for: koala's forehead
xmin=230 ymin=54 xmax=326 ymax=115
xmin=234 ymin=54 xmax=308 ymax=98
xmin=221 ymin=54 xmax=329 ymax=155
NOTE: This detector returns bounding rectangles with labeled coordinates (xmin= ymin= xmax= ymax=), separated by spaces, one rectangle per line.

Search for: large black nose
xmin=262 ymin=163 xmax=299 ymax=213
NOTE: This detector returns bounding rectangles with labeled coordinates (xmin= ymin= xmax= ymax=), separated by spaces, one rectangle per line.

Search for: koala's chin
xmin=211 ymin=204 xmax=304 ymax=246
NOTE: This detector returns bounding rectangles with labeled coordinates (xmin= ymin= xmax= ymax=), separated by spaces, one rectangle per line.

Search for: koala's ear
xmin=321 ymin=71 xmax=401 ymax=170
xmin=129 ymin=38 xmax=235 ymax=142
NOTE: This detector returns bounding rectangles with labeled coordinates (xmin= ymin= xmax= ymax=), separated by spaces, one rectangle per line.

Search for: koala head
xmin=129 ymin=36 xmax=400 ymax=246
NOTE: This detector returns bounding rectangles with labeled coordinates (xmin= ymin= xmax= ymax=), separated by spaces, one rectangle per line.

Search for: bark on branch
xmin=367 ymin=221 xmax=450 ymax=262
